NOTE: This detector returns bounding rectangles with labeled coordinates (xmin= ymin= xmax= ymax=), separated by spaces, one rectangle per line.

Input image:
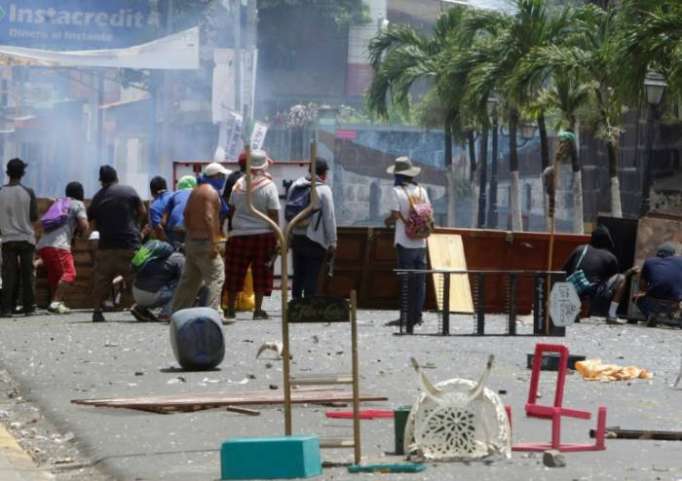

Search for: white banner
xmin=0 ymin=27 xmax=199 ymax=70
xmin=212 ymin=48 xmax=258 ymax=124
xmin=250 ymin=121 xmax=268 ymax=151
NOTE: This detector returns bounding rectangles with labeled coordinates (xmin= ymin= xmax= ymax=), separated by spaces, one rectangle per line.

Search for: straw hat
xmin=386 ymin=156 xmax=421 ymax=177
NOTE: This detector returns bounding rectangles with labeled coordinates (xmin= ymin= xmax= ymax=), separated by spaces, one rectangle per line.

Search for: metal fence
xmin=395 ymin=269 xmax=567 ymax=337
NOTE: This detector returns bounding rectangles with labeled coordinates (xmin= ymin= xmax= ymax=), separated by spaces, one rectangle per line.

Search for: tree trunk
xmin=487 ymin=111 xmax=499 ymax=229
xmin=607 ymin=140 xmax=623 ymax=218
xmin=477 ymin=127 xmax=489 ymax=228
xmin=538 ymin=112 xmax=550 ymax=230
xmin=444 ymin=121 xmax=456 ymax=227
xmin=509 ymin=108 xmax=523 ymax=231
xmin=570 ymin=126 xmax=584 ymax=234
xmin=467 ymin=130 xmax=477 ymax=227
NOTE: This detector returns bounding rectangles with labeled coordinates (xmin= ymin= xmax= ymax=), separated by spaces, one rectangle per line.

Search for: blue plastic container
xmin=170 ymin=307 xmax=225 ymax=371
xmin=221 ymin=436 xmax=322 ymax=480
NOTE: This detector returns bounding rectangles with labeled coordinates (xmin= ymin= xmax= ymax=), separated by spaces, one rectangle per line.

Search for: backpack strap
xmin=575 ymin=245 xmax=589 ymax=270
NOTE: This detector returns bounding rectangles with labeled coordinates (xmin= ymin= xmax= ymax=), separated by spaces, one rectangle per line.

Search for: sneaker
xmin=92 ymin=310 xmax=106 ymax=323
xmin=606 ymin=316 xmax=624 ymax=325
xmin=48 ymin=302 xmax=71 ymax=314
xmin=130 ymin=305 xmax=158 ymax=323
xmin=384 ymin=319 xmax=401 ymax=327
xmin=22 ymin=306 xmax=36 ymax=316
xmin=253 ymin=310 xmax=269 ymax=320
xmin=222 ymin=317 xmax=236 ymax=326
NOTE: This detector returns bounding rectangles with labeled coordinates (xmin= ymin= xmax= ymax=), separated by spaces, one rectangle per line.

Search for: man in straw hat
xmin=384 ymin=156 xmax=432 ymax=333
xmin=224 ymin=149 xmax=280 ymax=320
xmin=171 ymin=162 xmax=230 ymax=320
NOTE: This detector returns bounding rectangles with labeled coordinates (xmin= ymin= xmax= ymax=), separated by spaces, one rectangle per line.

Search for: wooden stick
xmin=225 ymin=406 xmax=261 ymax=416
xmin=350 ymin=290 xmax=361 ymax=465
xmin=545 ymin=159 xmax=559 ymax=335
xmin=590 ymin=427 xmax=682 ymax=441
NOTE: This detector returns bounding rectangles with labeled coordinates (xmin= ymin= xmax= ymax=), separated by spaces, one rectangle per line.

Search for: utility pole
xmin=233 ymin=0 xmax=242 ymax=117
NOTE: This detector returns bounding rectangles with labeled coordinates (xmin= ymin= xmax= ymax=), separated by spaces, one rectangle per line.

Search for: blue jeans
xmin=397 ymin=245 xmax=427 ymax=331
xmin=133 ymin=282 xmax=178 ymax=317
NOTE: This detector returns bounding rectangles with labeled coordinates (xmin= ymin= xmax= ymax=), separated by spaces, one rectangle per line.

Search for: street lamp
xmin=640 ymin=70 xmax=667 ymax=216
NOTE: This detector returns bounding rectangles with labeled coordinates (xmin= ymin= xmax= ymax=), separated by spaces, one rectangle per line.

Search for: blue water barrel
xmin=170 ymin=307 xmax=225 ymax=371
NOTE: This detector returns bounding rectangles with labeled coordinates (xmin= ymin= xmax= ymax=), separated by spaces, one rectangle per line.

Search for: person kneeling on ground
xmin=225 ymin=150 xmax=280 ymax=320
xmin=37 ymin=182 xmax=89 ymax=314
xmin=563 ymin=225 xmax=626 ymax=324
xmin=131 ymin=240 xmax=184 ymax=322
xmin=631 ymin=242 xmax=682 ymax=326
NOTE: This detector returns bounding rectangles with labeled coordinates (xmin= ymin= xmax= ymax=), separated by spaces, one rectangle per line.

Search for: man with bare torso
xmin=171 ymin=163 xmax=230 ymax=316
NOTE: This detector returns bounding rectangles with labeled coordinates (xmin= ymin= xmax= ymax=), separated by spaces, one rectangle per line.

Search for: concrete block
xmin=221 ymin=436 xmax=322 ymax=479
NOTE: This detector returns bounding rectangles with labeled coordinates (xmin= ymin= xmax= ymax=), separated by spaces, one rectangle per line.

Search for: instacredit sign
xmin=0 ymin=0 xmax=163 ymax=50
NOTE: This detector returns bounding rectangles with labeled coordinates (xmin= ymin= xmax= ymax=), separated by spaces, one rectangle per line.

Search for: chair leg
xmin=551 ymin=411 xmax=562 ymax=449
xmin=594 ymin=406 xmax=607 ymax=450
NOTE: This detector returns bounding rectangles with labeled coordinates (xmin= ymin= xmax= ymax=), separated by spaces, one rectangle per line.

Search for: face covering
xmin=200 ymin=175 xmax=226 ymax=193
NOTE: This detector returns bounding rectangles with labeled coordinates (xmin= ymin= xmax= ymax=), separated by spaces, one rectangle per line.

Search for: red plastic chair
xmin=511 ymin=343 xmax=606 ymax=452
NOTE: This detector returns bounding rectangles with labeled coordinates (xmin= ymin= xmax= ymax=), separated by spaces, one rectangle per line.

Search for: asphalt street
xmin=0 ymin=296 xmax=681 ymax=481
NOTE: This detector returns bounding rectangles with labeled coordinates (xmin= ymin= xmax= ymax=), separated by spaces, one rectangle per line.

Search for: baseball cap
xmin=204 ymin=162 xmax=230 ymax=177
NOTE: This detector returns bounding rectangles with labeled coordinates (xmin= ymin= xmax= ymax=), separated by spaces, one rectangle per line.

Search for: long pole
xmin=244 ymin=143 xmax=319 ymax=436
xmin=545 ymin=156 xmax=558 ymax=335
xmin=640 ymin=103 xmax=655 ymax=216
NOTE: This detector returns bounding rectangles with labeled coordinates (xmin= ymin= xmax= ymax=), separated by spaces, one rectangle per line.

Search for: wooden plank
xmin=427 ymin=234 xmax=474 ymax=314
xmin=71 ymin=389 xmax=387 ymax=412
xmin=589 ymin=427 xmax=682 ymax=441
xmin=634 ymin=216 xmax=682 ymax=266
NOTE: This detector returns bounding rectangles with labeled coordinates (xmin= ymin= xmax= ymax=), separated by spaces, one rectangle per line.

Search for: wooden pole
xmin=350 ymin=290 xmax=361 ymax=465
xmin=545 ymin=158 xmax=559 ymax=335
xmin=243 ymin=143 xmax=319 ymax=436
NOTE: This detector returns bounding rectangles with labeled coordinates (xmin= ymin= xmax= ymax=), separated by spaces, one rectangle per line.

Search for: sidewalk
xmin=0 ymin=422 xmax=53 ymax=481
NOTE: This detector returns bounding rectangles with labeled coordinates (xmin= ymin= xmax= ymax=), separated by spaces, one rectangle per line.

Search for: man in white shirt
xmin=385 ymin=156 xmax=431 ymax=333
xmin=225 ymin=150 xmax=280 ymax=320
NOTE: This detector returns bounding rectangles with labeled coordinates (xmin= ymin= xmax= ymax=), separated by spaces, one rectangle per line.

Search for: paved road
xmin=0 ymin=297 xmax=681 ymax=481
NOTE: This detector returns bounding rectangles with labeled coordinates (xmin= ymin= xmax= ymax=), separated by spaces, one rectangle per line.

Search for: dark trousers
xmin=397 ymin=245 xmax=427 ymax=331
xmin=2 ymin=241 xmax=35 ymax=313
xmin=292 ymin=235 xmax=326 ymax=300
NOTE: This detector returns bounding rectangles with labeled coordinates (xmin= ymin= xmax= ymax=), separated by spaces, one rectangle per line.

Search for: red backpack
xmin=401 ymin=186 xmax=434 ymax=240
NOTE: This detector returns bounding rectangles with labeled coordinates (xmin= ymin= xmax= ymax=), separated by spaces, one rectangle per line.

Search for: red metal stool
xmin=510 ymin=343 xmax=606 ymax=452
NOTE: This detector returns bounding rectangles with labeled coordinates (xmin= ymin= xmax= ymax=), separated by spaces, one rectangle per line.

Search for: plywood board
xmin=427 ymin=234 xmax=474 ymax=314
xmin=72 ymin=388 xmax=387 ymax=413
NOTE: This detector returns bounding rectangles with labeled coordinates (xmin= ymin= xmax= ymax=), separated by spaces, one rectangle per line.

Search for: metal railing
xmin=395 ymin=269 xmax=567 ymax=336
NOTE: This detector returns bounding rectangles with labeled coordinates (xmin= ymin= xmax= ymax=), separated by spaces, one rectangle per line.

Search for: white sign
xmin=549 ymin=282 xmax=581 ymax=327
xmin=0 ymin=27 xmax=199 ymax=70
xmin=250 ymin=121 xmax=268 ymax=150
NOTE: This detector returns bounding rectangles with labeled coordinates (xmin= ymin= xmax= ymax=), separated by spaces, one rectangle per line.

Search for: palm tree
xmin=458 ymin=0 xmax=574 ymax=232
xmin=367 ymin=7 xmax=469 ymax=227
xmin=512 ymin=3 xmax=629 ymax=225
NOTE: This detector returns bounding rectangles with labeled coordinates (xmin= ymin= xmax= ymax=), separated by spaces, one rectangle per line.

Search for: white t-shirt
xmin=390 ymin=184 xmax=430 ymax=249
xmin=230 ymin=178 xmax=281 ymax=237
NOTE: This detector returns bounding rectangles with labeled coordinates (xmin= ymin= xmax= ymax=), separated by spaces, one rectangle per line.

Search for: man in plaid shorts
xmin=225 ymin=150 xmax=280 ymax=320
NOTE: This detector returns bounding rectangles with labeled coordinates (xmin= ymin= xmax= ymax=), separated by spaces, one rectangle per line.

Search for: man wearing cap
xmin=225 ymin=150 xmax=280 ymax=320
xmin=288 ymin=158 xmax=337 ymax=299
xmin=632 ymin=242 xmax=682 ymax=325
xmin=147 ymin=176 xmax=173 ymax=241
xmin=88 ymin=166 xmax=146 ymax=322
xmin=171 ymin=162 xmax=230 ymax=317
xmin=384 ymin=156 xmax=431 ymax=333
xmin=0 ymin=158 xmax=38 ymax=316
xmin=162 ymin=175 xmax=197 ymax=248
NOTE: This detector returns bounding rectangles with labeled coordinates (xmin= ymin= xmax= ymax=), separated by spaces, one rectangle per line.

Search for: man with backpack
xmin=384 ymin=156 xmax=434 ymax=334
xmin=0 ymin=158 xmax=38 ymax=316
xmin=130 ymin=240 xmax=185 ymax=322
xmin=224 ymin=150 xmax=280 ymax=320
xmin=163 ymin=175 xmax=197 ymax=248
xmin=88 ymin=166 xmax=146 ymax=323
xmin=36 ymin=182 xmax=89 ymax=314
xmin=287 ymin=158 xmax=337 ymax=299
xmin=563 ymin=225 xmax=625 ymax=324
